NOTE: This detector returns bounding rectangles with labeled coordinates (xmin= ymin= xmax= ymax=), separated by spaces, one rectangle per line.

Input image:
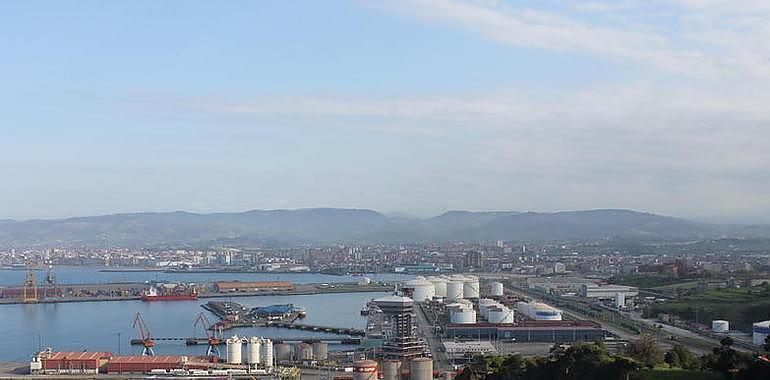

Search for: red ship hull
xmin=141 ymin=294 xmax=198 ymax=301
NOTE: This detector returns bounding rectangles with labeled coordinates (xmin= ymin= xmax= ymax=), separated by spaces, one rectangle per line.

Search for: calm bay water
xmin=0 ymin=291 xmax=390 ymax=361
xmin=0 ymin=268 xmax=409 ymax=362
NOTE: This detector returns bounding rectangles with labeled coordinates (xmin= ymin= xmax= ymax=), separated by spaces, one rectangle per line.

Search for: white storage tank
xmin=753 ymin=321 xmax=770 ymax=346
xmin=615 ymin=292 xmax=626 ymax=308
xmin=353 ymin=360 xmax=378 ymax=380
xmin=226 ymin=335 xmax=242 ymax=364
xmin=403 ymin=278 xmax=435 ymax=302
xmin=247 ymin=337 xmax=261 ymax=364
xmin=274 ymin=343 xmax=291 ymax=361
xmin=410 ymin=357 xmax=433 ymax=380
xmin=261 ymin=338 xmax=273 ymax=370
xmin=712 ymin=320 xmax=729 ymax=333
xmin=517 ymin=301 xmax=562 ymax=321
xmin=531 ymin=303 xmax=562 ymax=321
xmin=463 ymin=275 xmax=480 ymax=299
xmin=488 ymin=306 xmax=514 ymax=324
xmin=428 ymin=277 xmax=448 ymax=297
xmin=490 ymin=282 xmax=504 ymax=297
xmin=296 ymin=343 xmax=313 ymax=360
xmin=382 ymin=360 xmax=401 ymax=380
xmin=312 ymin=342 xmax=328 ymax=361
xmin=478 ymin=299 xmax=497 ymax=318
xmin=451 ymin=307 xmax=476 ymax=324
xmin=446 ymin=281 xmax=464 ymax=302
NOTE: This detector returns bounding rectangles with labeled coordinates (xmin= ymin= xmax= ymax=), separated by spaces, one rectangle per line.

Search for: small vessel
xmin=141 ymin=285 xmax=198 ymax=301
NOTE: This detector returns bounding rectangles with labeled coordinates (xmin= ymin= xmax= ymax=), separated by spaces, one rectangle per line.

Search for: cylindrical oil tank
xmin=463 ymin=275 xmax=480 ymax=299
xmin=274 ymin=343 xmax=292 ymax=361
xmin=261 ymin=339 xmax=273 ymax=370
xmin=247 ymin=337 xmax=261 ymax=364
xmin=226 ymin=335 xmax=242 ymax=364
xmin=428 ymin=277 xmax=448 ymax=297
xmin=490 ymin=282 xmax=504 ymax=297
xmin=478 ymin=299 xmax=496 ymax=318
xmin=446 ymin=281 xmax=464 ymax=302
xmin=451 ymin=307 xmax=476 ymax=324
xmin=530 ymin=302 xmax=562 ymax=321
xmin=382 ymin=360 xmax=401 ymax=380
xmin=404 ymin=278 xmax=435 ymax=302
xmin=488 ymin=306 xmax=514 ymax=324
xmin=410 ymin=357 xmax=433 ymax=380
xmin=296 ymin=343 xmax=313 ymax=360
xmin=353 ymin=359 xmax=378 ymax=380
xmin=312 ymin=342 xmax=328 ymax=361
xmin=712 ymin=320 xmax=729 ymax=333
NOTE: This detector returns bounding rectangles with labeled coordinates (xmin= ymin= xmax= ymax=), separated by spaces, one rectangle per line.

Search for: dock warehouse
xmin=214 ymin=281 xmax=294 ymax=292
xmin=445 ymin=320 xmax=604 ymax=342
xmin=36 ymin=351 xmax=112 ymax=374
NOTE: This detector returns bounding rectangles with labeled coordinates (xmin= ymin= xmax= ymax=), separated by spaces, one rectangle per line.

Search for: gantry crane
xmin=132 ymin=312 xmax=155 ymax=356
xmin=44 ymin=249 xmax=57 ymax=298
xmin=22 ymin=259 xmax=39 ymax=303
xmin=194 ymin=312 xmax=223 ymax=357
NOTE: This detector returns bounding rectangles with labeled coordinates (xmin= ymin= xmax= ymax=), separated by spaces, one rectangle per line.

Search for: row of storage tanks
xmin=446 ymin=298 xmax=515 ymax=324
xmin=353 ymin=357 xmax=432 ymax=380
xmin=273 ymin=341 xmax=329 ymax=362
xmin=403 ymin=275 xmax=505 ymax=303
xmin=225 ymin=336 xmax=274 ymax=369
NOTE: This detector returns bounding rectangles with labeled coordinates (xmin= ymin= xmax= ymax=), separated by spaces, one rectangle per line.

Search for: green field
xmin=646 ymin=285 xmax=770 ymax=331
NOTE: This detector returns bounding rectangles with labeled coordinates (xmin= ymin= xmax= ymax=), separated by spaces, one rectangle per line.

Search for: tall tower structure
xmin=22 ymin=268 xmax=39 ymax=303
xmin=373 ymin=295 xmax=426 ymax=360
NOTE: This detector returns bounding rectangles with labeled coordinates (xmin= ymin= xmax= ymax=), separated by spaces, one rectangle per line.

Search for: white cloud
xmin=369 ymin=0 xmax=770 ymax=79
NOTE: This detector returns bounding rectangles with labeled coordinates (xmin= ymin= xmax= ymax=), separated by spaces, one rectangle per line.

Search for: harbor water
xmin=0 ymin=267 xmax=408 ymax=361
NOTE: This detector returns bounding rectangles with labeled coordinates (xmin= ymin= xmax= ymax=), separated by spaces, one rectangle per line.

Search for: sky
xmin=2 ymin=0 xmax=770 ymax=222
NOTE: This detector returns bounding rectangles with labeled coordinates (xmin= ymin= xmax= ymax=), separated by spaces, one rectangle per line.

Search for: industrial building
xmin=106 ymin=356 xmax=193 ymax=374
xmin=444 ymin=320 xmax=604 ymax=342
xmin=373 ymin=295 xmax=427 ymax=360
xmin=579 ymin=284 xmax=638 ymax=299
xmin=33 ymin=351 xmax=112 ymax=374
xmin=442 ymin=341 xmax=496 ymax=361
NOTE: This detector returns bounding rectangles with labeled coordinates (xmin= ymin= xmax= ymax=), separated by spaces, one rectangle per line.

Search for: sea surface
xmin=0 ymin=267 xmax=410 ymax=362
xmin=0 ymin=291 xmax=391 ymax=361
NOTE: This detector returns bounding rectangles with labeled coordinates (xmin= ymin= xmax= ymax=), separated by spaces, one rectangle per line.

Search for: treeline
xmin=456 ymin=336 xmax=770 ymax=380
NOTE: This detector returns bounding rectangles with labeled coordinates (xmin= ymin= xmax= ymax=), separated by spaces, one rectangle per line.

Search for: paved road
xmin=415 ymin=304 xmax=452 ymax=372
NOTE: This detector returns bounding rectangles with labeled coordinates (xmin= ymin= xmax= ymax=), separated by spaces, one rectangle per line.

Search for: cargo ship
xmin=141 ymin=285 xmax=198 ymax=301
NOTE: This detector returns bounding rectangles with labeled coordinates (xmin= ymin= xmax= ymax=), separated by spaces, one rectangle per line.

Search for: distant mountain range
xmin=0 ymin=208 xmax=768 ymax=248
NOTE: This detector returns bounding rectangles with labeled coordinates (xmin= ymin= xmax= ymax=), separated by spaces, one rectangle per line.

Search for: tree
xmin=626 ymin=335 xmax=664 ymax=368
xmin=665 ymin=344 xmax=701 ymax=370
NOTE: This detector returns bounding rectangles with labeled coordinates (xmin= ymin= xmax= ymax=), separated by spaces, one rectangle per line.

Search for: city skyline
xmin=3 ymin=0 xmax=770 ymax=222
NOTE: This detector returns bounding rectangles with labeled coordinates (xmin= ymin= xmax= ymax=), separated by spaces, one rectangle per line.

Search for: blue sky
xmin=2 ymin=0 xmax=770 ymax=221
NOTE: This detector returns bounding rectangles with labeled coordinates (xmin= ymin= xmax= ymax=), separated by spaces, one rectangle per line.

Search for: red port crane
xmin=194 ymin=312 xmax=223 ymax=357
xmin=132 ymin=312 xmax=155 ymax=356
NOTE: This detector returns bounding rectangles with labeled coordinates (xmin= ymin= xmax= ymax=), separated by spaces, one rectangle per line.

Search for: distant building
xmin=580 ymin=284 xmax=638 ymax=299
xmin=553 ymin=263 xmax=566 ymax=274
xmin=465 ymin=251 xmax=484 ymax=268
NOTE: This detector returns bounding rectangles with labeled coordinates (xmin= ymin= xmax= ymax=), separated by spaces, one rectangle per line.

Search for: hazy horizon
xmin=3 ymin=1 xmax=770 ymax=223
xmin=2 ymin=206 xmax=769 ymax=226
